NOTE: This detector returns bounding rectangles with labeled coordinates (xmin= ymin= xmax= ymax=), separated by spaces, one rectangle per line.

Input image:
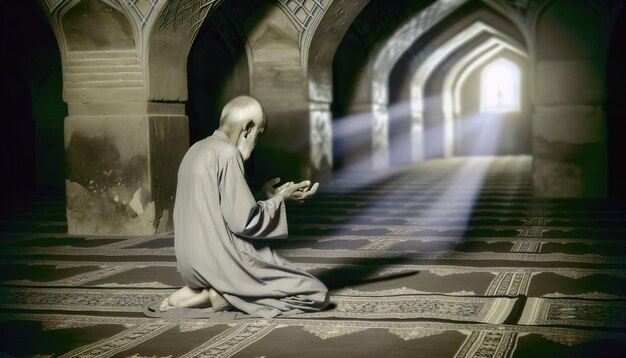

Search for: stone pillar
xmin=65 ymin=103 xmax=188 ymax=236
xmin=63 ymin=51 xmax=188 ymax=236
xmin=372 ymin=102 xmax=390 ymax=170
xmin=532 ymin=95 xmax=606 ymax=197
xmin=309 ymin=101 xmax=332 ymax=183
xmin=36 ymin=0 xmax=211 ymax=236
xmin=392 ymin=86 xmax=422 ymax=165
xmin=531 ymin=0 xmax=609 ymax=197
xmin=333 ymin=101 xmax=390 ymax=171
xmin=411 ymin=111 xmax=425 ymax=163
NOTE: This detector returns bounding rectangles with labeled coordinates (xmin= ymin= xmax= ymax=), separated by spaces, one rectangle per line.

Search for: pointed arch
xmin=186 ymin=6 xmax=251 ymax=144
xmin=145 ymin=0 xmax=223 ymax=101
xmin=408 ymin=19 xmax=525 ymax=159
xmin=59 ymin=0 xmax=139 ymax=53
xmin=442 ymin=39 xmax=527 ymax=157
xmin=306 ymin=0 xmax=369 ymax=172
xmin=531 ymin=0 xmax=608 ymax=60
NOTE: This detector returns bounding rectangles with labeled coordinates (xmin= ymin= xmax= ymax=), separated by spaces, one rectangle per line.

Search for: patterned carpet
xmin=1 ymin=156 xmax=626 ymax=357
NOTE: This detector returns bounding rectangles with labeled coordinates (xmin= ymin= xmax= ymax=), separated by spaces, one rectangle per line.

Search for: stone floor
xmin=1 ymin=156 xmax=626 ymax=357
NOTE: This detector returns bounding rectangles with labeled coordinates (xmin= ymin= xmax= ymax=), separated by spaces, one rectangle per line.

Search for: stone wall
xmin=531 ymin=0 xmax=609 ymax=197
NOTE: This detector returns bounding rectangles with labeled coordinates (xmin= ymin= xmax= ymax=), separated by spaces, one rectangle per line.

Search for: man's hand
xmin=279 ymin=180 xmax=319 ymax=202
xmin=263 ymin=177 xmax=293 ymax=199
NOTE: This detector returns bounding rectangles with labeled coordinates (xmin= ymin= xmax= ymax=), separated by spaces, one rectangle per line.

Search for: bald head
xmin=219 ymin=96 xmax=266 ymax=132
xmin=218 ymin=96 xmax=266 ymax=161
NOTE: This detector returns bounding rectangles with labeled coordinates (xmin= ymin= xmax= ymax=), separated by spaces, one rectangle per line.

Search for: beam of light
xmin=330 ymin=112 xmax=405 ymax=199
xmin=428 ymin=45 xmax=523 ymax=249
xmin=457 ymin=112 xmax=506 ymax=156
xmin=447 ymin=43 xmax=504 ymax=156
xmin=388 ymin=101 xmax=418 ymax=165
xmin=332 ymin=110 xmax=378 ymax=174
xmin=330 ymin=95 xmax=506 ymax=238
xmin=331 ymin=101 xmax=421 ymax=191
xmin=409 ymin=110 xmax=506 ymax=254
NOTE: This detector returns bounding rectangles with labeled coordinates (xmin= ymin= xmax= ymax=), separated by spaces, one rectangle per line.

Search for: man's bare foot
xmin=167 ymin=286 xmax=198 ymax=306
xmin=165 ymin=286 xmax=232 ymax=311
xmin=167 ymin=286 xmax=211 ymax=309
xmin=208 ymin=288 xmax=232 ymax=312
xmin=159 ymin=297 xmax=174 ymax=312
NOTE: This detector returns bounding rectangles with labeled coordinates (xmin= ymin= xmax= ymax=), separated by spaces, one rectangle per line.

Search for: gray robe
xmin=173 ymin=130 xmax=328 ymax=318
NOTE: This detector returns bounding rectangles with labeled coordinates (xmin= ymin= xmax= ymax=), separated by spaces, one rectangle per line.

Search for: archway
xmin=0 ymin=0 xmax=66 ymax=197
xmin=332 ymin=27 xmax=371 ymax=171
xmin=186 ymin=7 xmax=250 ymax=145
xmin=61 ymin=0 xmax=142 ymax=103
xmin=453 ymin=51 xmax=530 ymax=156
xmin=331 ymin=0 xmax=444 ymax=171
xmin=419 ymin=24 xmax=524 ymax=159
xmin=61 ymin=0 xmax=136 ymax=51
xmin=306 ymin=0 xmax=369 ymax=180
xmin=146 ymin=0 xmax=223 ymax=102
xmin=387 ymin=1 xmax=528 ymax=164
xmin=185 ymin=4 xmax=255 ymax=179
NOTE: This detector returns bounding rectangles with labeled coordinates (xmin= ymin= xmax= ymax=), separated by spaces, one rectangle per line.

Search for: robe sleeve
xmin=219 ymin=153 xmax=288 ymax=240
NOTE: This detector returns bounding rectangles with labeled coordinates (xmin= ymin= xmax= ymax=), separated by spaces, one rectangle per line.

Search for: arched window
xmin=480 ymin=58 xmax=521 ymax=113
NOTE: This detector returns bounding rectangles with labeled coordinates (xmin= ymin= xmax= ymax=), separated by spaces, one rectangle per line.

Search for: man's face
xmin=237 ymin=118 xmax=265 ymax=161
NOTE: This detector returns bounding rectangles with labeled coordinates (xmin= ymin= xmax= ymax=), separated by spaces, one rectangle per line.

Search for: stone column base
xmin=64 ymin=114 xmax=188 ymax=235
xmin=532 ymin=106 xmax=607 ymax=198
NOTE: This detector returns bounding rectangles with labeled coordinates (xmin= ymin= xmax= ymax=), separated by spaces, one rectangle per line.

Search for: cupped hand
xmin=263 ymin=177 xmax=294 ymax=198
xmin=279 ymin=180 xmax=319 ymax=202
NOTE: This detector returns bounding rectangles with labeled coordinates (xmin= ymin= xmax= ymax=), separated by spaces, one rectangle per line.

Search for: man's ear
xmin=243 ymin=120 xmax=254 ymax=137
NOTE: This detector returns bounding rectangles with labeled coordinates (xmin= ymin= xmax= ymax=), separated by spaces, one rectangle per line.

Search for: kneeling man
xmin=164 ymin=96 xmax=328 ymax=318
